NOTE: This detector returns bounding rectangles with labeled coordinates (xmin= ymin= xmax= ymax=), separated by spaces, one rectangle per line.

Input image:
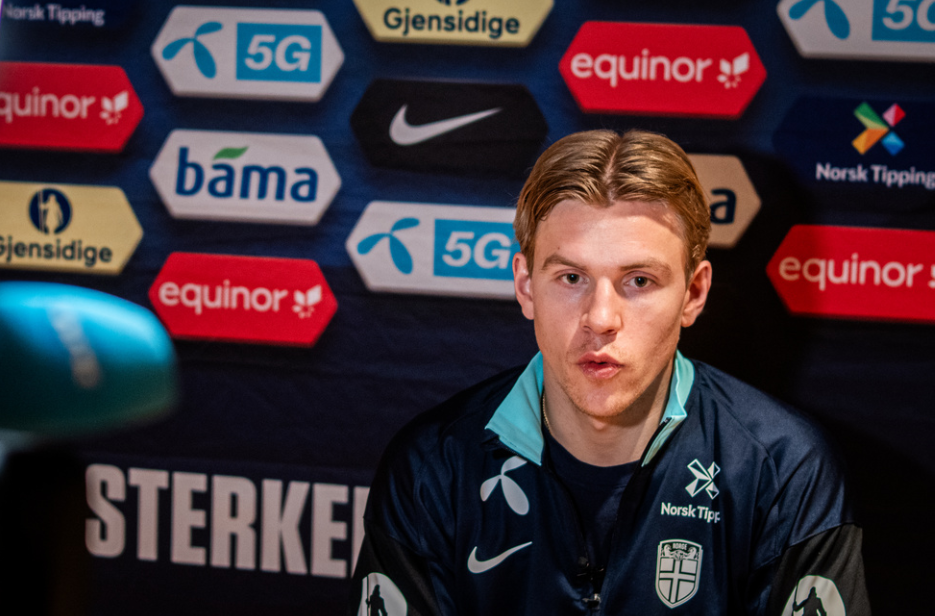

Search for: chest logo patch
xmin=781 ymin=575 xmax=846 ymax=616
xmin=656 ymin=539 xmax=703 ymax=608
xmin=480 ymin=455 xmax=529 ymax=515
xmin=467 ymin=541 xmax=533 ymax=574
xmin=686 ymin=458 xmax=720 ymax=499
xmin=357 ymin=572 xmax=407 ymax=616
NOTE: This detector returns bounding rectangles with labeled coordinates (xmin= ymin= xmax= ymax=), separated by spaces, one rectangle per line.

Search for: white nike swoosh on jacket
xmin=467 ymin=541 xmax=533 ymax=574
xmin=389 ymin=105 xmax=502 ymax=146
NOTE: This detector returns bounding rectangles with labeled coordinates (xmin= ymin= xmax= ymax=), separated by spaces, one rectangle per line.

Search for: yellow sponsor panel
xmin=353 ymin=0 xmax=552 ymax=47
xmin=0 ymin=181 xmax=142 ymax=275
xmin=690 ymin=155 xmax=761 ymax=249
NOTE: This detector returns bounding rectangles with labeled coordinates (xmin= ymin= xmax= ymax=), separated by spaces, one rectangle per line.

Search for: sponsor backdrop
xmin=0 ymin=0 xmax=932 ymax=613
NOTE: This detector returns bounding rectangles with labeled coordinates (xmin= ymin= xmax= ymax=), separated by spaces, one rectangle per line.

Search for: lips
xmin=578 ymin=353 xmax=623 ymax=379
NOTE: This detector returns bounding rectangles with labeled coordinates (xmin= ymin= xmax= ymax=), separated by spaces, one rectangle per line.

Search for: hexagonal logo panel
xmin=559 ymin=22 xmax=766 ymax=118
xmin=0 ymin=181 xmax=142 ymax=275
xmin=149 ymin=253 xmax=338 ymax=346
xmin=149 ymin=130 xmax=341 ymax=226
xmin=690 ymin=154 xmax=761 ymax=249
xmin=346 ymin=201 xmax=518 ymax=299
xmin=151 ymin=6 xmax=343 ymax=101
xmin=767 ymin=224 xmax=935 ymax=323
xmin=0 ymin=62 xmax=143 ymax=152
xmin=353 ymin=0 xmax=552 ymax=46
xmin=350 ymin=79 xmax=548 ymax=176
xmin=778 ymin=0 xmax=935 ymax=62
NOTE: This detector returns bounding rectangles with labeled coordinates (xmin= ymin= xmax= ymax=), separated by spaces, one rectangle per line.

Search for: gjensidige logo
xmin=151 ymin=6 xmax=343 ymax=101
xmin=0 ymin=181 xmax=142 ymax=275
xmin=352 ymin=0 xmax=552 ymax=46
xmin=149 ymin=253 xmax=338 ymax=346
xmin=767 ymin=224 xmax=935 ymax=324
xmin=350 ymin=79 xmax=548 ymax=176
xmin=774 ymin=98 xmax=935 ymax=206
xmin=779 ymin=0 xmax=935 ymax=62
xmin=0 ymin=62 xmax=143 ymax=152
xmin=559 ymin=22 xmax=766 ymax=118
xmin=149 ymin=130 xmax=341 ymax=225
xmin=29 ymin=188 xmax=73 ymax=234
xmin=346 ymin=201 xmax=519 ymax=299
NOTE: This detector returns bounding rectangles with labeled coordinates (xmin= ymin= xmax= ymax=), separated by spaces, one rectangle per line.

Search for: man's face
xmin=513 ymin=199 xmax=711 ymax=423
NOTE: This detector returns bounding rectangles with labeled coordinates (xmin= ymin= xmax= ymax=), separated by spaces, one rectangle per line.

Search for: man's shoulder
xmin=688 ymin=360 xmax=844 ymax=480
xmin=377 ymin=364 xmax=525 ymax=473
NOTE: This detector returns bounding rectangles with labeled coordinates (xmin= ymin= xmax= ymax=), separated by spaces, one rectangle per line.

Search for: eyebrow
xmin=540 ymin=254 xmax=674 ymax=275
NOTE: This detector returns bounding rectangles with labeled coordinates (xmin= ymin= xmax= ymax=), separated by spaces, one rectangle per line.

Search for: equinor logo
xmin=559 ymin=22 xmax=766 ymax=118
xmin=149 ymin=130 xmax=341 ymax=226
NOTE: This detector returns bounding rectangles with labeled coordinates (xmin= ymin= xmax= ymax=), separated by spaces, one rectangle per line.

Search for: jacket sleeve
xmin=347 ymin=426 xmax=457 ymax=616
xmin=348 ymin=520 xmax=448 ymax=616
xmin=744 ymin=426 xmax=871 ymax=616
xmin=762 ymin=524 xmax=871 ymax=615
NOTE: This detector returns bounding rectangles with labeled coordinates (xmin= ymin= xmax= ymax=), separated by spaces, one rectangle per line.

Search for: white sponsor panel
xmin=149 ymin=130 xmax=340 ymax=225
xmin=778 ymin=0 xmax=935 ymax=62
xmin=151 ymin=6 xmax=343 ymax=100
xmin=346 ymin=201 xmax=519 ymax=299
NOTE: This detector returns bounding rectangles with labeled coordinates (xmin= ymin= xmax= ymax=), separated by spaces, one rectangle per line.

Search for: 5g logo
xmin=152 ymin=7 xmax=342 ymax=101
xmin=873 ymin=0 xmax=935 ymax=42
xmin=236 ymin=23 xmax=322 ymax=83
xmin=434 ymin=220 xmax=518 ymax=281
xmin=346 ymin=202 xmax=519 ymax=299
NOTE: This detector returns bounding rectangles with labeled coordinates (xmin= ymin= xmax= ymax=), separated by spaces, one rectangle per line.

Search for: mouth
xmin=577 ymin=354 xmax=623 ymax=379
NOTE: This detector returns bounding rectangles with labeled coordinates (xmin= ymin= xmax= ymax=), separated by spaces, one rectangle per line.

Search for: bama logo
xmin=689 ymin=154 xmax=761 ymax=249
xmin=149 ymin=130 xmax=341 ymax=225
xmin=559 ymin=22 xmax=766 ymax=118
xmin=0 ymin=62 xmax=143 ymax=152
xmin=346 ymin=201 xmax=518 ymax=299
xmin=0 ymin=181 xmax=142 ymax=275
xmin=151 ymin=6 xmax=343 ymax=101
xmin=767 ymin=225 xmax=935 ymax=324
xmin=779 ymin=0 xmax=935 ymax=62
xmin=774 ymin=98 xmax=935 ymax=207
xmin=149 ymin=253 xmax=337 ymax=346
xmin=353 ymin=0 xmax=552 ymax=46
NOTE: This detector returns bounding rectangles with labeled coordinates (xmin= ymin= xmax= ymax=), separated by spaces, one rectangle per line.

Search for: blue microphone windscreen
xmin=0 ymin=282 xmax=178 ymax=435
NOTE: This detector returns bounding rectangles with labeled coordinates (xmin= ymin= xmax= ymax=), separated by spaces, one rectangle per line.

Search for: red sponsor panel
xmin=149 ymin=253 xmax=338 ymax=346
xmin=0 ymin=61 xmax=143 ymax=152
xmin=559 ymin=22 xmax=766 ymax=118
xmin=767 ymin=225 xmax=935 ymax=324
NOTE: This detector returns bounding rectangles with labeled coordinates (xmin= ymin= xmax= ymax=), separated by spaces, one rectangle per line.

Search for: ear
xmin=681 ymin=259 xmax=712 ymax=327
xmin=513 ymin=252 xmax=535 ymax=321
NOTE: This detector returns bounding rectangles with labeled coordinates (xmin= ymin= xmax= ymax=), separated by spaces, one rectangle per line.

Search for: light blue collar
xmin=485 ymin=351 xmax=694 ymax=467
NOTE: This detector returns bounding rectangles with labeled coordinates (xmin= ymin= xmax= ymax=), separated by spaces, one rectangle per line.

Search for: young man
xmin=349 ymin=130 xmax=870 ymax=615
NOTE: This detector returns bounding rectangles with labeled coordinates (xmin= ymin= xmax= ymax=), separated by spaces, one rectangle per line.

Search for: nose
xmin=582 ymin=278 xmax=623 ymax=335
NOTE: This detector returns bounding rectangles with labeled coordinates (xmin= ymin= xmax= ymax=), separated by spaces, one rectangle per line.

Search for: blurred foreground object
xmin=0 ymin=281 xmax=177 ymax=435
xmin=0 ymin=282 xmax=177 ymax=616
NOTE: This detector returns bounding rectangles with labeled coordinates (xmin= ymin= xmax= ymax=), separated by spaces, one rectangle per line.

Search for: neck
xmin=542 ymin=359 xmax=674 ymax=467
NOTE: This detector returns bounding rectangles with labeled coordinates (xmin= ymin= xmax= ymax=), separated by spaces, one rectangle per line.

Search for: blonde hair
xmin=514 ymin=129 xmax=710 ymax=279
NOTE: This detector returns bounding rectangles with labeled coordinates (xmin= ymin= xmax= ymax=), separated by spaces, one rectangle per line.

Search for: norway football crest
xmin=656 ymin=539 xmax=703 ymax=608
